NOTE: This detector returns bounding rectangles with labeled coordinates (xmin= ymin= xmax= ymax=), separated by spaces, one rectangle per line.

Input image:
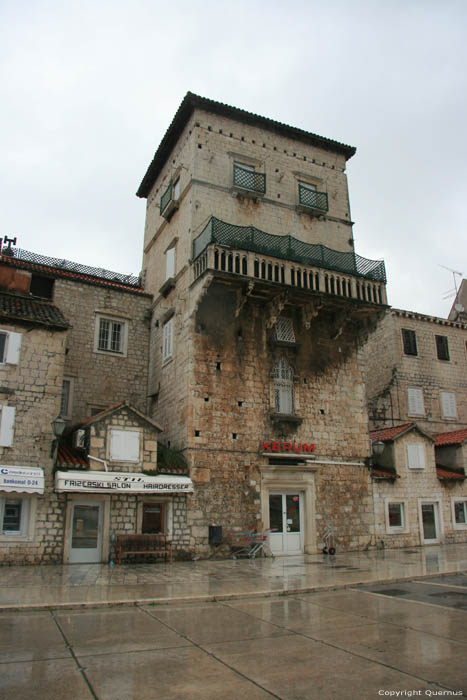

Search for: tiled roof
xmin=436 ymin=466 xmax=465 ymax=481
xmin=370 ymin=423 xmax=415 ymax=443
xmin=137 ymin=92 xmax=356 ymax=198
xmin=0 ymin=252 xmax=149 ymax=296
xmin=56 ymin=444 xmax=88 ymax=468
xmin=435 ymin=428 xmax=467 ymax=447
xmin=0 ymin=291 xmax=69 ymax=329
xmin=78 ymin=401 xmax=163 ymax=433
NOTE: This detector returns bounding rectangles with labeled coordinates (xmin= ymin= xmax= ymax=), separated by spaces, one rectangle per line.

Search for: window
xmin=407 ymin=388 xmax=424 ymax=416
xmin=142 ymin=502 xmax=165 ymax=534
xmin=172 ymin=177 xmax=180 ymax=201
xmin=60 ymin=378 xmax=73 ymax=419
xmin=435 ymin=335 xmax=450 ymax=361
xmin=407 ymin=443 xmax=426 ymax=469
xmin=163 ymin=318 xmax=173 ymax=362
xmin=388 ymin=503 xmax=404 ymax=528
xmin=0 ymin=497 xmax=29 ymax=536
xmin=271 ymin=358 xmax=294 ymax=414
xmin=0 ymin=330 xmax=22 ymax=365
xmin=274 ymin=318 xmax=295 ymax=344
xmin=95 ymin=316 xmax=128 ymax=356
xmin=109 ymin=429 xmax=140 ymax=462
xmin=453 ymin=500 xmax=467 ymax=529
xmin=165 ymin=247 xmax=176 ymax=281
xmin=0 ymin=406 xmax=15 ymax=447
xmin=297 ymin=182 xmax=329 ymax=213
xmin=402 ymin=329 xmax=417 ymax=356
xmin=30 ymin=275 xmax=54 ymax=299
xmin=441 ymin=391 xmax=457 ymax=419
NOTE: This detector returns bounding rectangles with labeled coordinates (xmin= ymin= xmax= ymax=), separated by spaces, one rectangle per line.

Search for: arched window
xmin=271 ymin=358 xmax=294 ymax=414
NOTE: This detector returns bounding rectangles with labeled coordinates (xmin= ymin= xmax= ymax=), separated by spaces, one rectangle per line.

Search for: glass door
xmin=268 ymin=493 xmax=303 ymax=555
xmin=421 ymin=503 xmax=439 ymax=543
xmin=69 ymin=501 xmax=103 ymax=563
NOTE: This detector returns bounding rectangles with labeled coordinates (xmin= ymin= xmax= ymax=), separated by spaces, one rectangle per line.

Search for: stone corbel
xmin=234 ymin=281 xmax=255 ymax=318
xmin=301 ymin=301 xmax=321 ymax=329
xmin=265 ymin=291 xmax=289 ymax=329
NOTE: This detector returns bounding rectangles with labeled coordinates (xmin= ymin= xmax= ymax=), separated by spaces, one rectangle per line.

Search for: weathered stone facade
xmin=140 ymin=93 xmax=388 ymax=556
xmin=364 ymin=308 xmax=467 ymax=434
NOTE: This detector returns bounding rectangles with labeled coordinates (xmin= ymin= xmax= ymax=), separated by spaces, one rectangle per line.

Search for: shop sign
xmin=261 ymin=441 xmax=315 ymax=453
xmin=55 ymin=470 xmax=194 ymax=494
xmin=0 ymin=466 xmax=44 ymax=494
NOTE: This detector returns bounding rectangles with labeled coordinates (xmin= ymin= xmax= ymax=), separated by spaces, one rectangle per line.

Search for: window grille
xmin=271 ymin=358 xmax=294 ymax=414
xmin=275 ymin=318 xmax=295 ymax=343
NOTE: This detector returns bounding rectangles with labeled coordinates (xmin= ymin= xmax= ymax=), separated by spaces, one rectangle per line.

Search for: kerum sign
xmin=261 ymin=441 xmax=315 ymax=453
xmin=55 ymin=471 xmax=194 ymax=494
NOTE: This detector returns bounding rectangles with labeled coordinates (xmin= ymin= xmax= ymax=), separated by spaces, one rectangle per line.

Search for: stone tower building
xmin=137 ymin=93 xmax=388 ymax=556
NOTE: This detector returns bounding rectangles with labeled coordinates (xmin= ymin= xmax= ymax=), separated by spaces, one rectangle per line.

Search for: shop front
xmin=56 ymin=470 xmax=194 ymax=563
xmin=0 ymin=466 xmax=44 ymax=540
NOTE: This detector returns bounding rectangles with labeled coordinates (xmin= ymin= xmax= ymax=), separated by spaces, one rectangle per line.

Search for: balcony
xmin=297 ymin=184 xmax=328 ymax=215
xmin=232 ymin=164 xmax=266 ymax=199
xmin=160 ymin=180 xmax=179 ymax=220
xmin=192 ymin=217 xmax=387 ymax=307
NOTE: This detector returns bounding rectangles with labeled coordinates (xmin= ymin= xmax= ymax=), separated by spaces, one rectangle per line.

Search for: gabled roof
xmin=436 ymin=466 xmax=466 ymax=481
xmin=435 ymin=428 xmax=467 ymax=447
xmin=78 ymin=401 xmax=163 ymax=433
xmin=137 ymin=92 xmax=356 ymax=198
xmin=370 ymin=422 xmax=434 ymax=444
xmin=0 ymin=291 xmax=69 ymax=330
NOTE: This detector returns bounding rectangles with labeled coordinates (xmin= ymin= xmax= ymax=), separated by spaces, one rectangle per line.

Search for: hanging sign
xmin=0 ymin=466 xmax=44 ymax=494
xmin=55 ymin=471 xmax=194 ymax=494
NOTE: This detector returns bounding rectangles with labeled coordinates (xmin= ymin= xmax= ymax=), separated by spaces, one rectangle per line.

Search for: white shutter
xmin=109 ymin=429 xmax=140 ymax=462
xmin=408 ymin=388 xmax=424 ymax=415
xmin=165 ymin=248 xmax=176 ymax=280
xmin=163 ymin=319 xmax=173 ymax=361
xmin=0 ymin=406 xmax=15 ymax=447
xmin=441 ymin=392 xmax=457 ymax=418
xmin=407 ymin=443 xmax=425 ymax=469
xmin=5 ymin=332 xmax=22 ymax=364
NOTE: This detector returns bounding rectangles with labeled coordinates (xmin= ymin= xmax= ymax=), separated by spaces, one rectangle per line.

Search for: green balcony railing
xmin=193 ymin=217 xmax=386 ymax=283
xmin=233 ymin=164 xmax=266 ymax=194
xmin=160 ymin=181 xmax=173 ymax=215
xmin=298 ymin=184 xmax=328 ymax=212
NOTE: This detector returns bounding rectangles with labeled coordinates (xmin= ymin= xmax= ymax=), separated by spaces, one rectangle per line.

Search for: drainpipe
xmin=88 ymin=455 xmax=108 ymax=472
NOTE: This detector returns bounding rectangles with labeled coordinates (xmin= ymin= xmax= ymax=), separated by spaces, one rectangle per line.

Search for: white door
xmin=69 ymin=501 xmax=103 ymax=563
xmin=421 ymin=502 xmax=439 ymax=544
xmin=269 ymin=493 xmax=303 ymax=555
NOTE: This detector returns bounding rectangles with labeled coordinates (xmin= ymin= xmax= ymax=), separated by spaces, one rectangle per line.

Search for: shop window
xmin=0 ymin=405 xmax=15 ymax=447
xmin=402 ymin=329 xmax=417 ymax=356
xmin=0 ymin=497 xmax=29 ymax=536
xmin=407 ymin=387 xmax=424 ymax=416
xmin=95 ymin=316 xmax=128 ymax=356
xmin=163 ymin=317 xmax=173 ymax=363
xmin=271 ymin=358 xmax=294 ymax=414
xmin=407 ymin=443 xmax=425 ymax=469
xmin=109 ymin=429 xmax=140 ymax=462
xmin=441 ymin=391 xmax=457 ymax=419
xmin=0 ymin=330 xmax=22 ymax=365
xmin=142 ymin=502 xmax=165 ymax=534
xmin=435 ymin=335 xmax=450 ymax=361
xmin=274 ymin=317 xmax=295 ymax=344
xmin=452 ymin=500 xmax=467 ymax=529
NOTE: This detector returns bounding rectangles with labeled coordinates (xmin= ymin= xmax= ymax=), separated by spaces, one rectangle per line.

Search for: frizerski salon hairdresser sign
xmin=55 ymin=471 xmax=194 ymax=494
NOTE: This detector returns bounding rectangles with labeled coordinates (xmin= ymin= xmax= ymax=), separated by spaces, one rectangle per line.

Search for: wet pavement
xmin=0 ymin=543 xmax=466 ymax=611
xmin=1 ymin=545 xmax=466 ymax=698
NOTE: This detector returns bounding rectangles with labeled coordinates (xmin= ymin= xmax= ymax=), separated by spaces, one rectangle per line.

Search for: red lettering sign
xmin=261 ymin=441 xmax=315 ymax=453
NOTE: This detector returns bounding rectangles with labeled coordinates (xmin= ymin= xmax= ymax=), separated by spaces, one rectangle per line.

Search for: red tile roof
xmin=371 ymin=467 xmax=399 ymax=480
xmin=0 ymin=291 xmax=69 ymax=329
xmin=57 ymin=444 xmax=88 ymax=468
xmin=435 ymin=428 xmax=467 ymax=447
xmin=370 ymin=423 xmax=415 ymax=443
xmin=436 ymin=466 xmax=465 ymax=481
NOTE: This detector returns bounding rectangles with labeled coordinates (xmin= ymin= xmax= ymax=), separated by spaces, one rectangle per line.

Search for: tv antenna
xmin=439 ymin=265 xmax=464 ymax=311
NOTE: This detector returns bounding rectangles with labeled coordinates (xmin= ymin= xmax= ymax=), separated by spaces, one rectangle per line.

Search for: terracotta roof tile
xmin=436 ymin=466 xmax=465 ymax=481
xmin=370 ymin=423 xmax=414 ymax=443
xmin=0 ymin=291 xmax=69 ymax=329
xmin=435 ymin=428 xmax=467 ymax=447
xmin=371 ymin=467 xmax=399 ymax=479
xmin=57 ymin=444 xmax=88 ymax=468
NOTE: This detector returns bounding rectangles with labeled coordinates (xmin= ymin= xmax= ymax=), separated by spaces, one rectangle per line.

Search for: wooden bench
xmin=115 ymin=534 xmax=173 ymax=564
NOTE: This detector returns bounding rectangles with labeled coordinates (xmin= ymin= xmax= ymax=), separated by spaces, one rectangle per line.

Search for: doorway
xmin=421 ymin=502 xmax=440 ymax=543
xmin=69 ymin=501 xmax=103 ymax=563
xmin=268 ymin=492 xmax=304 ymax=555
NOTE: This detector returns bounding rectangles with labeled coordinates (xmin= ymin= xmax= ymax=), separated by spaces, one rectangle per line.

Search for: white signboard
xmin=55 ymin=470 xmax=194 ymax=494
xmin=0 ymin=466 xmax=44 ymax=494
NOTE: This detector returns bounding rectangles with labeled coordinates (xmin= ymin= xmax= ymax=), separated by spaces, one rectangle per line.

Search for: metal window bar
xmin=110 ymin=322 xmax=122 ymax=353
xmin=98 ymin=319 xmax=110 ymax=351
xmin=298 ymin=184 xmax=329 ymax=212
xmin=192 ymin=217 xmax=386 ymax=283
xmin=275 ymin=317 xmax=295 ymax=343
xmin=233 ymin=164 xmax=266 ymax=194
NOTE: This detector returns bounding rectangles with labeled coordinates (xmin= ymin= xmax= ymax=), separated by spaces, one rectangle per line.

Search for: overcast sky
xmin=2 ymin=0 xmax=466 ymax=317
